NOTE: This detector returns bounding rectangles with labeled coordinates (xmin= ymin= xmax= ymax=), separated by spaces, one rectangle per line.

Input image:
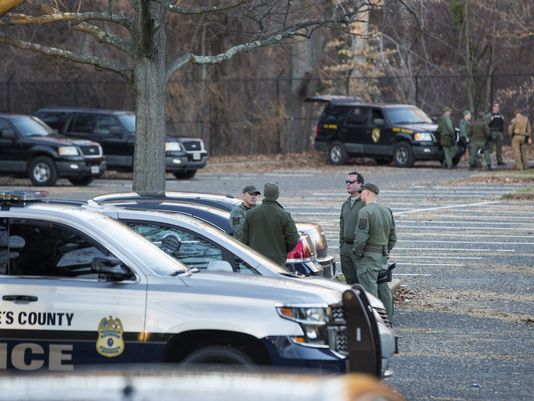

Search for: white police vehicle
xmin=0 ymin=191 xmax=387 ymax=376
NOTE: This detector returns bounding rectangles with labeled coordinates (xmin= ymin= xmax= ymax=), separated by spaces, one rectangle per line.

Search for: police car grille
xmin=375 ymin=306 xmax=391 ymax=327
xmin=180 ymin=140 xmax=203 ymax=152
xmin=329 ymin=306 xmax=348 ymax=355
xmin=79 ymin=145 xmax=102 ymax=158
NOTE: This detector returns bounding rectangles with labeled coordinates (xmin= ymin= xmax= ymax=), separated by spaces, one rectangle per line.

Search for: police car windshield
xmin=117 ymin=114 xmax=136 ymax=134
xmin=94 ymin=216 xmax=188 ymax=275
xmin=11 ymin=116 xmax=55 ymax=137
xmin=386 ymin=106 xmax=433 ymax=125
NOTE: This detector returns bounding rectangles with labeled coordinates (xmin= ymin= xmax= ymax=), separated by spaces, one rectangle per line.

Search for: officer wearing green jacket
xmin=339 ymin=171 xmax=365 ymax=284
xmin=229 ymin=185 xmax=261 ymax=241
xmin=468 ymin=112 xmax=492 ymax=170
xmin=353 ymin=183 xmax=397 ymax=320
xmin=242 ymin=182 xmax=300 ymax=266
xmin=438 ymin=106 xmax=455 ymax=168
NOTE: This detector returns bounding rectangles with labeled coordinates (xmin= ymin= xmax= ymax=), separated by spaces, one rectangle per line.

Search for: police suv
xmin=0 ymin=191 xmax=388 ymax=376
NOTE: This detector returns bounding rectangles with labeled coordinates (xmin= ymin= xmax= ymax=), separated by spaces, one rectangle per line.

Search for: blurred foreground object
xmin=0 ymin=370 xmax=404 ymax=401
xmin=0 ymin=0 xmax=24 ymax=17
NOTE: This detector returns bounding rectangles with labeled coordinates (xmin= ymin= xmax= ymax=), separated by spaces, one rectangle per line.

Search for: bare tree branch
xmin=73 ymin=21 xmax=134 ymax=55
xmin=166 ymin=11 xmax=360 ymax=80
xmin=0 ymin=32 xmax=133 ymax=82
xmin=158 ymin=0 xmax=251 ymax=15
xmin=0 ymin=10 xmax=132 ymax=29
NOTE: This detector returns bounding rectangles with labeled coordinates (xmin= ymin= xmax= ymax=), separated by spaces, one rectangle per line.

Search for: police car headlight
xmin=277 ymin=306 xmax=329 ymax=347
xmin=165 ymin=141 xmax=183 ymax=152
xmin=58 ymin=146 xmax=80 ymax=156
xmin=414 ymin=132 xmax=433 ymax=141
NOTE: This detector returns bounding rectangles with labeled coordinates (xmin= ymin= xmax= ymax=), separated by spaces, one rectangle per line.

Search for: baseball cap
xmin=242 ymin=185 xmax=260 ymax=195
xmin=358 ymin=183 xmax=379 ymax=195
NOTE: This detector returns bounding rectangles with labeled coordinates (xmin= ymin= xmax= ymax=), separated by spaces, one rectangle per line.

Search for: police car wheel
xmin=28 ymin=156 xmax=58 ymax=186
xmin=68 ymin=176 xmax=94 ymax=186
xmin=393 ymin=142 xmax=415 ymax=167
xmin=182 ymin=346 xmax=254 ymax=366
xmin=328 ymin=141 xmax=349 ymax=165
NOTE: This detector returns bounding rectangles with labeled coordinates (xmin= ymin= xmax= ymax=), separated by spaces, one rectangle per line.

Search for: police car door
xmin=0 ymin=218 xmax=146 ymax=371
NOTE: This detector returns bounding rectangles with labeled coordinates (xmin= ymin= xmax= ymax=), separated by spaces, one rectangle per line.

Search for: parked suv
xmin=0 ymin=113 xmax=105 ymax=186
xmin=308 ymin=95 xmax=466 ymax=167
xmin=0 ymin=191 xmax=389 ymax=376
xmin=34 ymin=107 xmax=208 ymax=179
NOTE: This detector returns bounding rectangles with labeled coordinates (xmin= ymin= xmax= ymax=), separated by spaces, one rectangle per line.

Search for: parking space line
xmin=394 ymin=200 xmax=501 ymax=215
xmin=398 ymin=220 xmax=534 ymax=226
xmin=395 ymin=263 xmax=463 ymax=266
xmin=397 ymin=225 xmax=534 ymax=231
xmin=394 ymin=247 xmax=515 ymax=252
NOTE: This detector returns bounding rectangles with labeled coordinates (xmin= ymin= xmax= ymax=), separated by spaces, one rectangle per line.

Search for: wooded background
xmin=1 ymin=0 xmax=533 ymax=156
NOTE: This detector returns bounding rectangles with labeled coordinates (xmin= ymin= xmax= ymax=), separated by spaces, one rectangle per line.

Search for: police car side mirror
xmin=0 ymin=129 xmax=16 ymax=140
xmin=109 ymin=126 xmax=124 ymax=136
xmin=91 ymin=256 xmax=132 ymax=281
xmin=373 ymin=118 xmax=385 ymax=127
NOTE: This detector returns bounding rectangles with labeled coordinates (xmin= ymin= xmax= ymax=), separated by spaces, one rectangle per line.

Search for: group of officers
xmin=228 ymin=178 xmax=396 ymax=322
xmin=438 ymin=102 xmax=532 ymax=170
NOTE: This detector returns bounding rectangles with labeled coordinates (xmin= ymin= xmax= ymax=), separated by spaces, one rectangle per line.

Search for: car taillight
xmin=287 ymin=238 xmax=312 ymax=260
xmin=315 ymin=126 xmax=321 ymax=138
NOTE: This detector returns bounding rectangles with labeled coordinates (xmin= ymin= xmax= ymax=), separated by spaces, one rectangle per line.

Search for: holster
xmin=377 ymin=263 xmax=396 ymax=284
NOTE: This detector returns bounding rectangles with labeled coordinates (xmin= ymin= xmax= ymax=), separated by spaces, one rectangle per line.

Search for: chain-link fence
xmin=1 ymin=73 xmax=532 ymax=155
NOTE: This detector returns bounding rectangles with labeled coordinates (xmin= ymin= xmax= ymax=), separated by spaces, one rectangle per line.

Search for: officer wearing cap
xmin=508 ymin=108 xmax=532 ymax=170
xmin=229 ymin=185 xmax=261 ymax=241
xmin=438 ymin=106 xmax=455 ymax=168
xmin=242 ymin=182 xmax=300 ymax=266
xmin=353 ymin=183 xmax=397 ymax=320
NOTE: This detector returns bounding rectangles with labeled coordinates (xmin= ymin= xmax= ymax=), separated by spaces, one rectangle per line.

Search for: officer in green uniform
xmin=459 ymin=110 xmax=476 ymax=166
xmin=229 ymin=185 xmax=260 ymax=241
xmin=438 ymin=107 xmax=455 ymax=168
xmin=242 ymin=182 xmax=300 ymax=266
xmin=339 ymin=171 xmax=365 ymax=284
xmin=468 ymin=112 xmax=492 ymax=170
xmin=353 ymin=183 xmax=397 ymax=320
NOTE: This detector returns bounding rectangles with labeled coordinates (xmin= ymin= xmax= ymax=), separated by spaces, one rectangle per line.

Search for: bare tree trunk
xmin=132 ymin=1 xmax=166 ymax=195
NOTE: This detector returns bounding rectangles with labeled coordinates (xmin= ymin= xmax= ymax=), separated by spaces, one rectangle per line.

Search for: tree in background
xmin=0 ymin=0 xmax=381 ymax=194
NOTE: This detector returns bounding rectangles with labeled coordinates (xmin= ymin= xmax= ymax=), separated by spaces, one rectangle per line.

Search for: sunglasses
xmin=345 ymin=180 xmax=358 ymax=184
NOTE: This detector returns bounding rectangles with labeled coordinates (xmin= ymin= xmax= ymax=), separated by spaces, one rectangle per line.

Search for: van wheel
xmin=328 ymin=141 xmax=349 ymax=165
xmin=393 ymin=142 xmax=415 ymax=167
xmin=69 ymin=176 xmax=94 ymax=186
xmin=182 ymin=346 xmax=254 ymax=367
xmin=28 ymin=156 xmax=58 ymax=186
xmin=173 ymin=170 xmax=197 ymax=180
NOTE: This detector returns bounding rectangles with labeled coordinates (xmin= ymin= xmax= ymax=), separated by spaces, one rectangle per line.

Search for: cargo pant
xmin=511 ymin=135 xmax=529 ymax=170
xmin=469 ymin=139 xmax=491 ymax=168
xmin=340 ymin=242 xmax=359 ymax=284
xmin=491 ymin=131 xmax=504 ymax=164
xmin=442 ymin=146 xmax=455 ymax=168
xmin=357 ymin=252 xmax=393 ymax=321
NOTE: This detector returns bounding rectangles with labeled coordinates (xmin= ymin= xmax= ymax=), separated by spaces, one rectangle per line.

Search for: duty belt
xmin=363 ymin=244 xmax=386 ymax=253
xmin=513 ymin=133 xmax=527 ymax=136
xmin=344 ymin=240 xmax=354 ymax=244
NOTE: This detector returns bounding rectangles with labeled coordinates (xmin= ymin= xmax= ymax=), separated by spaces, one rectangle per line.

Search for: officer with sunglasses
xmin=339 ymin=171 xmax=365 ymax=284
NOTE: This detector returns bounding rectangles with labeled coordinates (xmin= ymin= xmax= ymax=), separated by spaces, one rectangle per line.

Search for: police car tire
xmin=393 ymin=142 xmax=415 ymax=167
xmin=69 ymin=176 xmax=94 ymax=186
xmin=28 ymin=156 xmax=58 ymax=186
xmin=328 ymin=141 xmax=349 ymax=165
xmin=182 ymin=346 xmax=254 ymax=366
xmin=173 ymin=170 xmax=197 ymax=180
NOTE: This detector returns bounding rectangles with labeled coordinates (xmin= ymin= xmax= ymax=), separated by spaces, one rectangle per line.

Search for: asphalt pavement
xmin=1 ymin=163 xmax=533 ymax=400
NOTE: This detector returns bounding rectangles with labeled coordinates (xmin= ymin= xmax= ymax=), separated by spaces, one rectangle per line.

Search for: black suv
xmin=0 ymin=113 xmax=105 ymax=186
xmin=308 ymin=95 xmax=465 ymax=167
xmin=34 ymin=107 xmax=208 ymax=179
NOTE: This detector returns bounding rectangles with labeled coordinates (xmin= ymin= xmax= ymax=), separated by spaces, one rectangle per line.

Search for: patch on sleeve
xmin=232 ymin=217 xmax=241 ymax=225
xmin=358 ymin=218 xmax=368 ymax=230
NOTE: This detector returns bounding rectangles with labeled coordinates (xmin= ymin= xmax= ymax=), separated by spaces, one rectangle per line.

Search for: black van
xmin=0 ymin=113 xmax=105 ymax=186
xmin=35 ymin=107 xmax=208 ymax=179
xmin=307 ymin=96 xmax=465 ymax=167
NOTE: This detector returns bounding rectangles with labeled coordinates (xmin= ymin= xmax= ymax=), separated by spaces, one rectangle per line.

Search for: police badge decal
xmin=96 ymin=316 xmax=125 ymax=358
